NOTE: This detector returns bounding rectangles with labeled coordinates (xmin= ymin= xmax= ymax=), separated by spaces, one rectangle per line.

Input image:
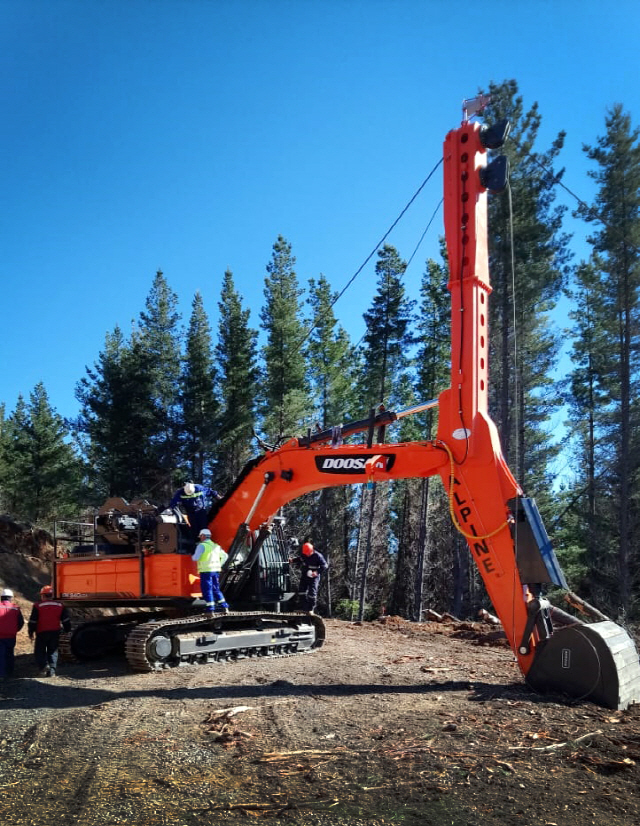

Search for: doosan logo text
xmin=322 ymin=457 xmax=366 ymax=470
xmin=315 ymin=454 xmax=396 ymax=474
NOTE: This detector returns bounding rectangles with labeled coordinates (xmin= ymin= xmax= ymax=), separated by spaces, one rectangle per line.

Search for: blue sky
xmin=1 ymin=0 xmax=638 ymax=451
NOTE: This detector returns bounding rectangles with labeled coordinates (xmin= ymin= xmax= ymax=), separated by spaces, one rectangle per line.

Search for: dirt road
xmin=1 ymin=617 xmax=639 ymax=826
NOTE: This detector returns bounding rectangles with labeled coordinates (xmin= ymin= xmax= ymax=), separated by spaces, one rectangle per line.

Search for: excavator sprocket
xmin=124 ymin=610 xmax=326 ymax=672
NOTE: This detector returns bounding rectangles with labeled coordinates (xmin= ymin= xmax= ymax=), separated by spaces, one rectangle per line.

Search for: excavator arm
xmin=207 ymin=114 xmax=640 ymax=709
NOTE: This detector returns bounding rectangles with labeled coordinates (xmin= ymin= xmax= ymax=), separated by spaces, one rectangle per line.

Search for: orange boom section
xmin=435 ymin=120 xmax=531 ymax=669
xmin=208 ymin=440 xmax=449 ymax=553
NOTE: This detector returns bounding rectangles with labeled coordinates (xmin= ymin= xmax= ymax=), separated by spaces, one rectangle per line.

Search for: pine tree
xmin=0 ymin=403 xmax=7 ymax=512
xmin=215 ymin=270 xmax=259 ymax=490
xmin=399 ymin=255 xmax=453 ymax=620
xmin=482 ymin=80 xmax=569 ymax=513
xmin=260 ymin=236 xmax=311 ymax=443
xmin=1 ymin=385 xmax=83 ymax=524
xmin=0 ymin=396 xmax=31 ymax=516
xmin=563 ymin=260 xmax=611 ymax=600
xmin=572 ymin=105 xmax=640 ymax=616
xmin=356 ymin=245 xmax=415 ymax=618
xmin=306 ymin=274 xmax=356 ymax=427
xmin=306 ymin=274 xmax=359 ymax=611
xmin=137 ymin=270 xmax=183 ymax=489
xmin=360 ymin=245 xmax=415 ymax=409
xmin=75 ymin=326 xmax=157 ymax=499
xmin=180 ymin=291 xmax=218 ymax=488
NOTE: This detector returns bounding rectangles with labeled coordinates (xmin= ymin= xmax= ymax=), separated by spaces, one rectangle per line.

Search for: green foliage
xmin=0 ymin=384 xmax=83 ymax=524
xmin=137 ymin=270 xmax=183 ymax=491
xmin=179 ymin=291 xmax=219 ymax=490
xmin=260 ymin=236 xmax=311 ymax=443
xmin=75 ymin=326 xmax=159 ymax=499
xmin=334 ymin=598 xmax=378 ymax=622
xmin=359 ymin=244 xmax=415 ymax=408
xmin=564 ymin=104 xmax=640 ymax=617
xmin=305 ymin=274 xmax=360 ymax=614
xmin=482 ymin=80 xmax=568 ymax=508
xmin=214 ymin=270 xmax=259 ymax=490
xmin=306 ymin=274 xmax=358 ymax=426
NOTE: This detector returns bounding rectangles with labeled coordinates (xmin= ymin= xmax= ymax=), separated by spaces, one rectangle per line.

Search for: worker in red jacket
xmin=28 ymin=585 xmax=71 ymax=678
xmin=0 ymin=588 xmax=25 ymax=680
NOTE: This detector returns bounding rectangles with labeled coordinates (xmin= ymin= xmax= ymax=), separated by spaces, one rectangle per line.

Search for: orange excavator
xmin=53 ymin=108 xmax=640 ymax=708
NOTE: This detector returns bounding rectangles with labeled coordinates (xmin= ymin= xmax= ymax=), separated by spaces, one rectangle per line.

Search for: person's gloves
xmin=307 ymin=570 xmax=317 ymax=578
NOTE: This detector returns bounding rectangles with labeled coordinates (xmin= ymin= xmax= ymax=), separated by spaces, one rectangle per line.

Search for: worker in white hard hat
xmin=167 ymin=482 xmax=222 ymax=542
xmin=0 ymin=588 xmax=25 ymax=680
xmin=191 ymin=529 xmax=229 ymax=614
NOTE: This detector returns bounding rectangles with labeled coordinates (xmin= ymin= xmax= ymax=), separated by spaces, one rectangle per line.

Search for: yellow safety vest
xmin=196 ymin=539 xmax=227 ymax=573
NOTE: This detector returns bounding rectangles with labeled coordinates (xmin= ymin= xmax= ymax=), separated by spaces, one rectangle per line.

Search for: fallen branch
xmin=204 ymin=705 xmax=254 ymax=722
xmin=478 ymin=608 xmax=501 ymax=626
xmin=258 ymin=748 xmax=351 ymax=762
xmin=209 ymin=798 xmax=339 ymax=812
xmin=509 ymin=729 xmax=603 ymax=752
xmin=563 ymin=592 xmax=609 ymax=622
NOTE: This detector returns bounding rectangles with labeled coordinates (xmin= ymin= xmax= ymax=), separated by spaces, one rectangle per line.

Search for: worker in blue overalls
xmin=168 ymin=482 xmax=221 ymax=543
xmin=192 ymin=529 xmax=229 ymax=614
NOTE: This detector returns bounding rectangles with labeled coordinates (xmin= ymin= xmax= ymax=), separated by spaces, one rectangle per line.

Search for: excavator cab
xmin=221 ymin=517 xmax=296 ymax=609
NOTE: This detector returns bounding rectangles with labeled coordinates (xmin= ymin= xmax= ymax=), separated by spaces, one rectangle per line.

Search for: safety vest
xmin=34 ymin=600 xmax=66 ymax=633
xmin=0 ymin=603 xmax=23 ymax=638
xmin=196 ymin=539 xmax=227 ymax=573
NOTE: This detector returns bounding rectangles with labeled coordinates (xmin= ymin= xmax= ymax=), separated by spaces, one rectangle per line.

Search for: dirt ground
xmin=1 ymin=613 xmax=639 ymax=826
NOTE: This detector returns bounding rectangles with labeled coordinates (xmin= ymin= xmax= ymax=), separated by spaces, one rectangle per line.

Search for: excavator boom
xmin=207 ymin=116 xmax=640 ymax=709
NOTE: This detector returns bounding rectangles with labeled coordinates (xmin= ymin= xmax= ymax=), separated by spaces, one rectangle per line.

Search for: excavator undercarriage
xmin=54 ymin=499 xmax=325 ymax=671
xmin=124 ymin=611 xmax=325 ymax=672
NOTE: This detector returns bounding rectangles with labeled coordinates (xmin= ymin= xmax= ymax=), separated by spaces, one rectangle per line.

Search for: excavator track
xmin=124 ymin=610 xmax=326 ymax=672
xmin=60 ymin=611 xmax=171 ymax=662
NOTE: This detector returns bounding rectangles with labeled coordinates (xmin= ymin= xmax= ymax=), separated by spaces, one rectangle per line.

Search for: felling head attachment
xmin=479 ymin=118 xmax=511 ymax=193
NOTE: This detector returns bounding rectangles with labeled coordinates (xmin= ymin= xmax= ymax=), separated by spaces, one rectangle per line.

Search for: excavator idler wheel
xmin=526 ymin=621 xmax=640 ymax=710
xmin=147 ymin=633 xmax=173 ymax=665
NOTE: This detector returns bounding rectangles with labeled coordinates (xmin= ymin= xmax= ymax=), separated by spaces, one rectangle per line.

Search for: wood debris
xmin=202 ymin=705 xmax=256 ymax=744
xmin=510 ymin=729 xmax=603 ymax=751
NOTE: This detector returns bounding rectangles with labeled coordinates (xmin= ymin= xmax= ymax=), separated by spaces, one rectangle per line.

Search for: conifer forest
xmin=2 ymin=82 xmax=640 ymax=624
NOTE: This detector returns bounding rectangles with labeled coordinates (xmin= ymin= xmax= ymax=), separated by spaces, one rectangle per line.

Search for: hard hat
xmin=40 ymin=585 xmax=54 ymax=597
xmin=199 ymin=528 xmax=211 ymax=538
xmin=302 ymin=542 xmax=314 ymax=555
xmin=184 ymin=482 xmax=196 ymax=495
xmin=1 ymin=588 xmax=13 ymax=599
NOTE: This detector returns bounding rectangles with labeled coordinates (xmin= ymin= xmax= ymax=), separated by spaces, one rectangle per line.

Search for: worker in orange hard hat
xmin=28 ymin=585 xmax=71 ymax=678
xmin=290 ymin=540 xmax=328 ymax=615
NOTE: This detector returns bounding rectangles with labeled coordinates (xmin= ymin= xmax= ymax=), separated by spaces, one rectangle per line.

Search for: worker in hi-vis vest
xmin=191 ymin=529 xmax=229 ymax=613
